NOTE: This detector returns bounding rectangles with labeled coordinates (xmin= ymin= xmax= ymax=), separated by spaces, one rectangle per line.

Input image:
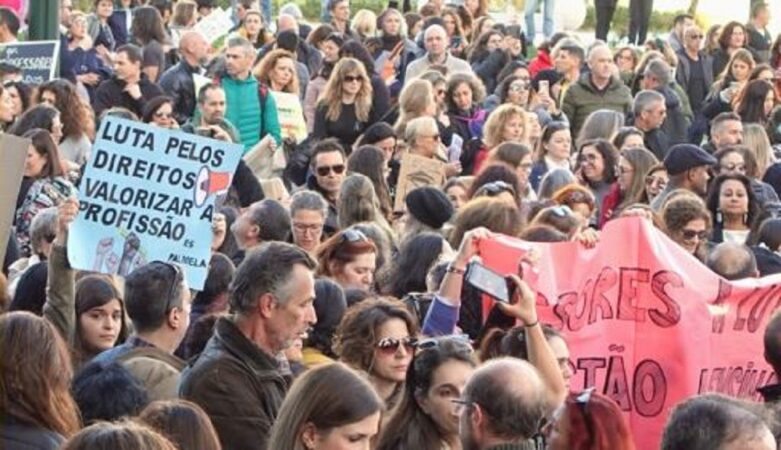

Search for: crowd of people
xmin=1 ymin=0 xmax=781 ymax=449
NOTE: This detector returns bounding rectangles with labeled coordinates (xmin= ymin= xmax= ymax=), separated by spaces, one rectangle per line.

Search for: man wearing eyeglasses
xmin=457 ymin=358 xmax=548 ymax=450
xmin=304 ymin=139 xmax=346 ymax=237
xmin=91 ymin=260 xmax=191 ymax=401
xmin=180 ymin=242 xmax=317 ymax=450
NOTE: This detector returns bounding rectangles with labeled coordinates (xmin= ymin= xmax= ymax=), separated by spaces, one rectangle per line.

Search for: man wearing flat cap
xmin=651 ymin=143 xmax=717 ymax=211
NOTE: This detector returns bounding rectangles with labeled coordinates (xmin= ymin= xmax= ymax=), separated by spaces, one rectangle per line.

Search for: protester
xmin=93 ymin=44 xmax=165 ymax=117
xmin=406 ymin=24 xmax=472 ymax=80
xmin=71 ymin=361 xmax=149 ymax=425
xmin=289 ymin=190 xmax=329 ymax=255
xmin=705 ymin=174 xmax=761 ymax=244
xmin=180 ymin=242 xmax=316 ymax=450
xmin=159 ymin=31 xmax=209 ymax=124
xmin=138 ymin=400 xmax=222 ymax=450
xmin=60 ymin=421 xmax=177 ymax=450
xmin=662 ymin=194 xmax=712 ymax=259
xmin=651 ymin=143 xmax=717 ymax=210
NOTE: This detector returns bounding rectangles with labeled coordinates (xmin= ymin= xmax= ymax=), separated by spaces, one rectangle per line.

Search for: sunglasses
xmin=376 ymin=336 xmax=417 ymax=355
xmin=316 ymin=164 xmax=346 ymax=176
xmin=550 ymin=205 xmax=573 ymax=217
xmin=157 ymin=261 xmax=184 ymax=312
xmin=416 ymin=334 xmax=473 ymax=352
xmin=341 ymin=228 xmax=368 ymax=243
xmin=688 ymin=34 xmax=704 ymax=39
xmin=343 ymin=75 xmax=362 ymax=83
xmin=509 ymin=82 xmax=529 ymax=92
xmin=646 ymin=175 xmax=667 ymax=186
xmin=475 ymin=180 xmax=516 ymax=197
xmin=681 ymin=229 xmax=709 ymax=241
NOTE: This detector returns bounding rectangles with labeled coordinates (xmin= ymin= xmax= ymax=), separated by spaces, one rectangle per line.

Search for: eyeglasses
xmin=475 ymin=180 xmax=516 ymax=197
xmin=681 ymin=229 xmax=709 ymax=241
xmin=376 ymin=336 xmax=417 ymax=355
xmin=343 ymin=75 xmax=362 ymax=83
xmin=315 ymin=164 xmax=346 ymax=176
xmin=157 ymin=261 xmax=183 ymax=312
xmin=688 ymin=34 xmax=704 ymax=39
xmin=293 ymin=222 xmax=323 ymax=233
xmin=416 ymin=334 xmax=473 ymax=352
xmin=580 ymin=153 xmax=599 ymax=163
xmin=509 ymin=82 xmax=529 ymax=92
xmin=341 ymin=228 xmax=368 ymax=243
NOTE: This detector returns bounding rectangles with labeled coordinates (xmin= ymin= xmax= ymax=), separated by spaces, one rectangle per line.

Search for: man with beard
xmin=458 ymin=358 xmax=548 ymax=450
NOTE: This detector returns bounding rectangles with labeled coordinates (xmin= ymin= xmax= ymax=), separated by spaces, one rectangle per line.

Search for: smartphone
xmin=539 ymin=80 xmax=550 ymax=96
xmin=465 ymin=262 xmax=514 ymax=303
xmin=195 ymin=127 xmax=213 ymax=137
xmin=451 ymin=35 xmax=462 ymax=48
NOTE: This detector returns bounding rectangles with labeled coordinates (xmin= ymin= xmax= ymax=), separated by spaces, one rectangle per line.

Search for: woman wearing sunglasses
xmin=661 ymin=193 xmax=712 ymax=260
xmin=142 ymin=96 xmax=179 ymax=130
xmin=334 ymin=297 xmax=419 ymax=408
xmin=545 ymin=388 xmax=636 ymax=450
xmin=315 ymin=228 xmax=378 ymax=293
xmin=376 ymin=335 xmax=477 ymax=450
xmin=313 ymin=57 xmax=380 ymax=152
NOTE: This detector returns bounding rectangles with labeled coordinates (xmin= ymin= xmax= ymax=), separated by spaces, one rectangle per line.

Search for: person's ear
xmin=167 ymin=301 xmax=184 ymax=330
xmin=249 ymin=224 xmax=260 ymax=240
xmin=415 ymin=390 xmax=431 ymax=415
xmin=300 ymin=422 xmax=318 ymax=450
xmin=258 ymin=292 xmax=277 ymax=319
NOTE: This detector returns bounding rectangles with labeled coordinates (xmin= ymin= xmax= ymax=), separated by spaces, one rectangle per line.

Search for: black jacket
xmin=657 ymin=84 xmax=689 ymax=146
xmin=92 ymin=75 xmax=164 ymax=118
xmin=179 ymin=317 xmax=289 ymax=450
xmin=752 ymin=246 xmax=781 ymax=277
xmin=159 ymin=60 xmax=202 ymax=124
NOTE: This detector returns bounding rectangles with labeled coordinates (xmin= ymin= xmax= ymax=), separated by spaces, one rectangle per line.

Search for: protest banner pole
xmin=28 ymin=0 xmax=60 ymax=41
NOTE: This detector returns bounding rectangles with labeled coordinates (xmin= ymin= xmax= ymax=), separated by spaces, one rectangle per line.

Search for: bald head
xmin=463 ymin=358 xmax=546 ymax=441
xmin=588 ymin=45 xmax=614 ymax=83
xmin=424 ymin=24 xmax=448 ymax=57
xmin=706 ymin=242 xmax=758 ymax=280
xmin=277 ymin=13 xmax=298 ymax=33
xmin=179 ymin=31 xmax=209 ymax=66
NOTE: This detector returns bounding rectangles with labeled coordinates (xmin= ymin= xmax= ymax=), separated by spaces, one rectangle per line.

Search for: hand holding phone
xmin=465 ymin=262 xmax=516 ymax=303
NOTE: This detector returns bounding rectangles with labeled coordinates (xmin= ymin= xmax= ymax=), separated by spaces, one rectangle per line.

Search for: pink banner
xmin=478 ymin=217 xmax=781 ymax=450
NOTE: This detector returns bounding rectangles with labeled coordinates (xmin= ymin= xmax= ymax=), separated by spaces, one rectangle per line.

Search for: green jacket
xmin=561 ymin=74 xmax=633 ymax=139
xmin=217 ymin=73 xmax=281 ymax=153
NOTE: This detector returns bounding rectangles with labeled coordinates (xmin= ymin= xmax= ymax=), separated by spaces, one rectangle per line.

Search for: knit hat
xmin=313 ymin=278 xmax=347 ymax=335
xmin=10 ymin=261 xmax=48 ymax=315
xmin=405 ymin=186 xmax=454 ymax=230
xmin=663 ymin=144 xmax=717 ymax=176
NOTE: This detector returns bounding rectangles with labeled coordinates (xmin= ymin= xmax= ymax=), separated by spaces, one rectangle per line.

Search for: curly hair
xmin=333 ymin=297 xmax=419 ymax=372
xmin=319 ymin=57 xmax=373 ymax=122
xmin=445 ymin=72 xmax=486 ymax=113
xmin=253 ymin=49 xmax=300 ymax=96
xmin=482 ymin=103 xmax=526 ymax=149
xmin=661 ymin=193 xmax=712 ymax=257
xmin=38 ymin=79 xmax=89 ymax=139
xmin=718 ymin=21 xmax=747 ymax=51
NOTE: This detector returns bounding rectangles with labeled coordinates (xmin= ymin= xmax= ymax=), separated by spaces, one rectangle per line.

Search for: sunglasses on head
xmin=341 ymin=228 xmax=368 ymax=243
xmin=157 ymin=261 xmax=184 ymax=312
xmin=316 ymin=164 xmax=345 ymax=177
xmin=416 ymin=334 xmax=473 ymax=352
xmin=550 ymin=205 xmax=573 ymax=217
xmin=376 ymin=336 xmax=417 ymax=355
xmin=475 ymin=180 xmax=515 ymax=198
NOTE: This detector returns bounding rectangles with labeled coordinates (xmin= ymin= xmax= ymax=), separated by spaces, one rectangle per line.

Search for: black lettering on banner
xmin=589 ymin=267 xmax=617 ymax=324
xmin=649 ymin=271 xmax=682 ymax=327
xmin=617 ymin=268 xmax=649 ymax=322
xmin=698 ymin=363 xmax=776 ymax=400
xmin=100 ymin=120 xmax=155 ymax=150
xmin=734 ymin=288 xmax=763 ymax=331
xmin=605 ymin=355 xmax=632 ymax=411
xmin=747 ymin=284 xmax=781 ymax=333
xmin=633 ymin=359 xmax=666 ymax=417
xmin=78 ymin=201 xmax=187 ymax=241
xmin=199 ymin=205 xmax=214 ymax=221
xmin=553 ymin=291 xmax=583 ymax=332
xmin=577 ymin=358 xmax=607 ymax=389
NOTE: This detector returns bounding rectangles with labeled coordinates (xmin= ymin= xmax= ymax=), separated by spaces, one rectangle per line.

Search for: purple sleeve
xmin=421 ymin=296 xmax=460 ymax=336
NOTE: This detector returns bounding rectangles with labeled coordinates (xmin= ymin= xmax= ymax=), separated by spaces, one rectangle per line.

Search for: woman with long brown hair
xmin=139 ymin=400 xmax=221 ymax=450
xmin=130 ymin=6 xmax=170 ymax=83
xmin=0 ymin=311 xmax=81 ymax=449
xmin=254 ymin=49 xmax=301 ymax=98
xmin=313 ymin=57 xmax=379 ymax=151
xmin=268 ymin=362 xmax=384 ymax=450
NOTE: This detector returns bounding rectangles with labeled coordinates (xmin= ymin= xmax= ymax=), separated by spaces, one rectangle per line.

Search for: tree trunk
xmin=688 ymin=0 xmax=699 ymax=14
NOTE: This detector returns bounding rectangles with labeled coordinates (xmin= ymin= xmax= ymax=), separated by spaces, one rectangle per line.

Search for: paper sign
xmin=193 ymin=73 xmax=212 ymax=100
xmin=271 ymin=91 xmax=307 ymax=143
xmin=0 ymin=134 xmax=30 ymax=263
xmin=194 ymin=7 xmax=234 ymax=45
xmin=393 ymin=152 xmax=446 ymax=211
xmin=477 ymin=217 xmax=781 ymax=450
xmin=67 ymin=117 xmax=242 ymax=290
xmin=0 ymin=40 xmax=60 ymax=84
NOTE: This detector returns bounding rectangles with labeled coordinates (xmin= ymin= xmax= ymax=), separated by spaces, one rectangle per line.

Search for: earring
xmin=743 ymin=213 xmax=748 ymax=225
xmin=716 ymin=210 xmax=722 ymax=223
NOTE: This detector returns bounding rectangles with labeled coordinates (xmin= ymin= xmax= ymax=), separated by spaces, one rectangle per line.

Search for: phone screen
xmin=466 ymin=262 xmax=510 ymax=303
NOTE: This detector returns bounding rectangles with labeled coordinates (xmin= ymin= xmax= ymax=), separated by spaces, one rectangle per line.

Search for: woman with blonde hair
xmin=0 ymin=312 xmax=81 ymax=448
xmin=351 ymin=9 xmax=377 ymax=41
xmin=254 ymin=49 xmax=301 ymax=96
xmin=268 ymin=363 xmax=384 ymax=450
xmin=337 ymin=174 xmax=391 ymax=231
xmin=394 ymin=78 xmax=437 ymax=137
xmin=472 ymin=104 xmax=528 ymax=174
xmin=743 ymin=123 xmax=776 ymax=178
xmin=314 ymin=57 xmax=379 ymax=151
